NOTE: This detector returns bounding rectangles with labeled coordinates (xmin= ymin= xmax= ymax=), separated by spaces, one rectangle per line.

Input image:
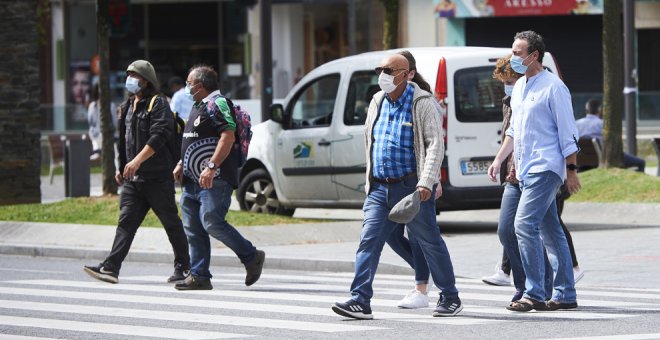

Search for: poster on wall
xmin=433 ymin=0 xmax=603 ymax=18
xmin=68 ymin=60 xmax=92 ymax=130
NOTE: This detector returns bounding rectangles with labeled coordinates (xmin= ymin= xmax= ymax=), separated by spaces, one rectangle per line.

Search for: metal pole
xmin=623 ymin=0 xmax=637 ymax=155
xmin=260 ymin=0 xmax=273 ymax=122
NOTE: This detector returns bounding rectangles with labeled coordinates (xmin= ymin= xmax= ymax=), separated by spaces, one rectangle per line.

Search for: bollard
xmin=64 ymin=137 xmax=90 ymax=197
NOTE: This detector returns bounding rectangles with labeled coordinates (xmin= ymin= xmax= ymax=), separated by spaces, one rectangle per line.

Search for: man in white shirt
xmin=576 ymin=98 xmax=645 ymax=172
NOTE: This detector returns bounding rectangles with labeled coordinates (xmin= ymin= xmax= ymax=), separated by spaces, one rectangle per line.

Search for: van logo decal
xmin=293 ymin=142 xmax=313 ymax=159
xmin=455 ymin=136 xmax=477 ymax=142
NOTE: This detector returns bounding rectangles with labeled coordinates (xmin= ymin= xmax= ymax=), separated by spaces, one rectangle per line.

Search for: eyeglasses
xmin=185 ymin=81 xmax=197 ymax=87
xmin=374 ymin=67 xmax=407 ymax=75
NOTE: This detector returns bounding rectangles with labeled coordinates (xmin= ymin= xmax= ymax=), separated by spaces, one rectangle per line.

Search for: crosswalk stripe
xmin=0 ymin=315 xmax=246 ymax=339
xmin=121 ymin=276 xmax=660 ymax=309
xmin=0 ymin=299 xmax=382 ymax=333
xmin=4 ymin=279 xmax=643 ymax=320
xmin=0 ymin=286 xmax=496 ymax=326
xmin=0 ymin=335 xmax=61 ymax=340
xmin=154 ymin=273 xmax=660 ymax=303
xmin=539 ymin=333 xmax=660 ymax=340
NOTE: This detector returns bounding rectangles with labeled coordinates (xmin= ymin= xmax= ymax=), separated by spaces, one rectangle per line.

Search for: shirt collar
xmin=202 ymin=90 xmax=222 ymax=104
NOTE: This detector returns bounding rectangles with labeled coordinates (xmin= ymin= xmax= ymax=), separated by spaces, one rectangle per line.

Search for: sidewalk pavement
xmin=0 ymin=174 xmax=658 ymax=279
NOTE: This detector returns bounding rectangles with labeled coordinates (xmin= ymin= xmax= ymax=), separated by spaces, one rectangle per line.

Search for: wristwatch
xmin=207 ymin=161 xmax=216 ymax=170
xmin=566 ymin=163 xmax=578 ymax=171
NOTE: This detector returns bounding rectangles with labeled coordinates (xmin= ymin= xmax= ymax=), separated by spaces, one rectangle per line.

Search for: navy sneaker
xmin=432 ymin=294 xmax=463 ymax=317
xmin=83 ymin=264 xmax=119 ymax=284
xmin=332 ymin=299 xmax=373 ymax=320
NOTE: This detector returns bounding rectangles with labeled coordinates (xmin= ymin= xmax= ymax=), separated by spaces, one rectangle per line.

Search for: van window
xmin=344 ymin=71 xmax=379 ymax=126
xmin=288 ymin=74 xmax=340 ymax=129
xmin=454 ymin=66 xmax=505 ymax=123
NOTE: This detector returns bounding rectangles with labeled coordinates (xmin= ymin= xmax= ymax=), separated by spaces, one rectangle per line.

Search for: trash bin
xmin=64 ymin=137 xmax=90 ymax=197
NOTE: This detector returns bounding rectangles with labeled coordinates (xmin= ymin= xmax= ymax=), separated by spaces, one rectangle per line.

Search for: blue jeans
xmin=180 ymin=178 xmax=257 ymax=279
xmin=350 ymin=177 xmax=458 ymax=305
xmin=516 ymin=171 xmax=576 ymax=303
xmin=498 ymin=183 xmax=553 ymax=297
xmin=387 ymin=224 xmax=430 ymax=284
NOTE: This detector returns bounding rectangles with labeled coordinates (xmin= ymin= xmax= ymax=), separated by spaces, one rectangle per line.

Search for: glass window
xmin=454 ymin=67 xmax=504 ymax=123
xmin=288 ymin=74 xmax=340 ymax=129
xmin=344 ymin=71 xmax=380 ymax=126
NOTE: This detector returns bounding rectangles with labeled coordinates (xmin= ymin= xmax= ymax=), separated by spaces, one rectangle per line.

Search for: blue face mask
xmin=510 ymin=53 xmax=533 ymax=74
xmin=184 ymin=84 xmax=199 ymax=99
xmin=125 ymin=76 xmax=141 ymax=94
xmin=504 ymin=84 xmax=514 ymax=96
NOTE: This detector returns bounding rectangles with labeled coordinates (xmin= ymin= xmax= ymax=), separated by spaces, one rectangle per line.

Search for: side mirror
xmin=270 ymin=104 xmax=285 ymax=124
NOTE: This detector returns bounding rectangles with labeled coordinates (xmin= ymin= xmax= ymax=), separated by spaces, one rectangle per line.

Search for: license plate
xmin=460 ymin=160 xmax=492 ymax=175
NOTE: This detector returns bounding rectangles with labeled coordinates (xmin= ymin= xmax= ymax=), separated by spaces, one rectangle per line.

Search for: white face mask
xmin=125 ymin=76 xmax=141 ymax=94
xmin=378 ymin=73 xmax=398 ymax=94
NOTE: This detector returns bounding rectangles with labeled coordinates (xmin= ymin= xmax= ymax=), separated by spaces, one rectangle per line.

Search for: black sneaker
xmin=83 ymin=264 xmax=119 ymax=284
xmin=245 ymin=250 xmax=265 ymax=286
xmin=432 ymin=294 xmax=463 ymax=317
xmin=167 ymin=268 xmax=190 ymax=283
xmin=331 ymin=299 xmax=373 ymax=320
xmin=174 ymin=275 xmax=213 ymax=291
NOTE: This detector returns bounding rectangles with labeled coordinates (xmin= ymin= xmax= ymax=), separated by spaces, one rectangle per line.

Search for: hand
xmin=115 ymin=171 xmax=123 ymax=185
xmin=487 ymin=162 xmax=501 ymax=182
xmin=198 ymin=167 xmax=215 ymax=189
xmin=173 ymin=164 xmax=183 ymax=184
xmin=434 ymin=185 xmax=443 ymax=199
xmin=417 ymin=187 xmax=432 ymax=201
xmin=123 ymin=159 xmax=142 ymax=180
xmin=566 ymin=171 xmax=581 ymax=195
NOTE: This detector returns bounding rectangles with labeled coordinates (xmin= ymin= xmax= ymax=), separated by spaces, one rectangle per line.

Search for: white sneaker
xmin=397 ymin=289 xmax=429 ymax=309
xmin=481 ymin=264 xmax=512 ymax=286
xmin=573 ymin=266 xmax=585 ymax=284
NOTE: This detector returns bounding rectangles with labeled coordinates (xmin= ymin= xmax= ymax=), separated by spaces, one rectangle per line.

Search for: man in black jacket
xmin=83 ymin=60 xmax=190 ymax=284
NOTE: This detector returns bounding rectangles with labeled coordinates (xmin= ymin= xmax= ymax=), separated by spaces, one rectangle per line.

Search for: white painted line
xmin=0 ymin=286 xmax=493 ymax=326
xmin=464 ymin=305 xmax=632 ymax=320
xmin=0 ymin=268 xmax=68 ymax=274
xmin=0 ymin=315 xmax=246 ymax=339
xmin=0 ymin=334 xmax=61 ymax=340
xmin=0 ymin=299 xmax=383 ymax=333
xmin=540 ymin=333 xmax=660 ymax=340
xmin=3 ymin=280 xmax=637 ymax=321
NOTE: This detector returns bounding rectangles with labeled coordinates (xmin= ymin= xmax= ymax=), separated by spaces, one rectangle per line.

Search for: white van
xmin=236 ymin=47 xmax=560 ymax=215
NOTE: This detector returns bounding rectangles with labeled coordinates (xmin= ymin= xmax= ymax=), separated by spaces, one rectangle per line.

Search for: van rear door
xmin=444 ymin=58 xmax=504 ymax=188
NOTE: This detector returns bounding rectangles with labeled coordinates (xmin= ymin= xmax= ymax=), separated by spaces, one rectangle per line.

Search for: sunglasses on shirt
xmin=374 ymin=67 xmax=407 ymax=75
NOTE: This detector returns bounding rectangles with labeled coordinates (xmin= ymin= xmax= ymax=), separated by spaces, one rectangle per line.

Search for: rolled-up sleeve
xmin=551 ymin=85 xmax=579 ymax=157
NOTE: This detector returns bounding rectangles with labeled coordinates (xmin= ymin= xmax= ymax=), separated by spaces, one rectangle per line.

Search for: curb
xmin=0 ymin=244 xmax=414 ymax=276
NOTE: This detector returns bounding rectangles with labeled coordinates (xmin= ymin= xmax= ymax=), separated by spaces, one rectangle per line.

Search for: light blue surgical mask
xmin=504 ymin=84 xmax=514 ymax=96
xmin=510 ymin=53 xmax=533 ymax=74
xmin=125 ymin=76 xmax=141 ymax=94
xmin=184 ymin=83 xmax=199 ymax=99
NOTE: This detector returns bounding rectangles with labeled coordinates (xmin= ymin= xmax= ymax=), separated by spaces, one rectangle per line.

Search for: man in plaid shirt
xmin=332 ymin=53 xmax=462 ymax=320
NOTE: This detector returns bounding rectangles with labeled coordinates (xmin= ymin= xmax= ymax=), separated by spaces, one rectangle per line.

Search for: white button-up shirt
xmin=506 ymin=70 xmax=580 ymax=181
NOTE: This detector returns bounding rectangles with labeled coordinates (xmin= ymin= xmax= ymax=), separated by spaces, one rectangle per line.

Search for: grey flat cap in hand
xmin=388 ymin=191 xmax=421 ymax=224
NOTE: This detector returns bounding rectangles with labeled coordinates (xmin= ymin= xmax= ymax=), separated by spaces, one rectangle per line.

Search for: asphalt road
xmin=2 ymin=223 xmax=660 ymax=340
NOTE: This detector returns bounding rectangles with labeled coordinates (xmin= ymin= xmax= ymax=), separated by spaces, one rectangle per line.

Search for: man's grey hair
xmin=514 ymin=30 xmax=545 ymax=63
xmin=189 ymin=65 xmax=218 ymax=92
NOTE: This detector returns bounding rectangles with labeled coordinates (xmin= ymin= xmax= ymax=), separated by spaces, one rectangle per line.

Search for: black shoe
xmin=331 ymin=299 xmax=373 ymax=320
xmin=245 ymin=250 xmax=265 ymax=286
xmin=433 ymin=294 xmax=463 ymax=317
xmin=167 ymin=268 xmax=190 ymax=283
xmin=174 ymin=275 xmax=213 ymax=290
xmin=546 ymin=299 xmax=578 ymax=311
xmin=83 ymin=264 xmax=119 ymax=284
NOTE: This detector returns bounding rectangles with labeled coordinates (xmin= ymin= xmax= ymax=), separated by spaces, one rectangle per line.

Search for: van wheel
xmin=237 ymin=169 xmax=295 ymax=216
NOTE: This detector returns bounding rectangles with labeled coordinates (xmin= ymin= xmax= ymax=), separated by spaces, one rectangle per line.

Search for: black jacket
xmin=118 ymin=89 xmax=175 ymax=180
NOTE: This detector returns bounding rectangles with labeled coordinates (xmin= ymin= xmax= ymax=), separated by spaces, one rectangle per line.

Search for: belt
xmin=373 ymin=173 xmax=416 ymax=184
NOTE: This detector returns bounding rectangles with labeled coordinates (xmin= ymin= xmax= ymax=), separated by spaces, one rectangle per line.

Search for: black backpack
xmin=148 ymin=95 xmax=185 ymax=164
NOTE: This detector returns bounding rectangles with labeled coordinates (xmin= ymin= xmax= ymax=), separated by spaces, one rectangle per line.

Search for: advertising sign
xmin=434 ymin=0 xmax=603 ymax=18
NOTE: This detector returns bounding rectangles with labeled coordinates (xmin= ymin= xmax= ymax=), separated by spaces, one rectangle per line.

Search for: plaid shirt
xmin=372 ymin=83 xmax=416 ymax=180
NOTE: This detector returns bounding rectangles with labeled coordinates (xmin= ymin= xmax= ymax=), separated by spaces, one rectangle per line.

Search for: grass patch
xmin=0 ymin=196 xmax=329 ymax=227
xmin=570 ymin=168 xmax=660 ymax=203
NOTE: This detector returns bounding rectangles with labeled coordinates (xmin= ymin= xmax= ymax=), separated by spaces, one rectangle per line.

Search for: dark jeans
xmin=103 ymin=179 xmax=190 ymax=273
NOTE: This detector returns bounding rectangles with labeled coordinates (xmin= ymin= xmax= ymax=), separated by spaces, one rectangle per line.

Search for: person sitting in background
xmin=576 ymin=98 xmax=646 ymax=172
xmin=87 ymin=82 xmax=118 ymax=162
